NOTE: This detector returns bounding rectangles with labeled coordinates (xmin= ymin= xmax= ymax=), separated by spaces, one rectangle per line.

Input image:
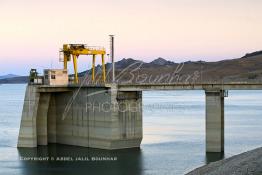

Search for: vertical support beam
xmin=73 ymin=55 xmax=78 ymax=84
xmin=92 ymin=54 xmax=96 ymax=82
xmin=205 ymin=90 xmax=224 ymax=152
xmin=64 ymin=57 xmax=68 ymax=70
xmin=63 ymin=44 xmax=68 ymax=70
xmin=101 ymin=54 xmax=106 ymax=83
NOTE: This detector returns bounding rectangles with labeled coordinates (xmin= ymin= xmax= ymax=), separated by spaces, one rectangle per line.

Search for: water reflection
xmin=205 ymin=152 xmax=225 ymax=163
xmin=18 ymin=144 xmax=143 ymax=175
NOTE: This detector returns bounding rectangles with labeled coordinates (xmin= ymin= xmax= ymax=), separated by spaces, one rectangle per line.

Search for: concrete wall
xmin=18 ymin=85 xmax=143 ymax=149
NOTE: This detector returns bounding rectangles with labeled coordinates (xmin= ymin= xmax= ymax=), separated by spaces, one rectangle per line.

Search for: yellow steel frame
xmin=62 ymin=44 xmax=106 ymax=84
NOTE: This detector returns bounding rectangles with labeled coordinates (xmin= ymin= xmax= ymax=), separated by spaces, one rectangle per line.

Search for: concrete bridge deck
xmin=35 ymin=83 xmax=262 ymax=92
xmin=117 ymin=83 xmax=262 ymax=91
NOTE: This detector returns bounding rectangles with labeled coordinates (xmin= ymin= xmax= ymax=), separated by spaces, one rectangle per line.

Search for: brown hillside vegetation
xmin=96 ymin=52 xmax=262 ymax=84
xmin=1 ymin=51 xmax=262 ymax=84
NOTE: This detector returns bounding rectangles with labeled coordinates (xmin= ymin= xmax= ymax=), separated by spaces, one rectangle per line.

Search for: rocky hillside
xmin=1 ymin=50 xmax=262 ymax=84
xmin=80 ymin=50 xmax=262 ymax=84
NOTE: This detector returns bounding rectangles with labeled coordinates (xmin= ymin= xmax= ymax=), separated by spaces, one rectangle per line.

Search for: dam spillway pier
xmin=205 ymin=90 xmax=225 ymax=153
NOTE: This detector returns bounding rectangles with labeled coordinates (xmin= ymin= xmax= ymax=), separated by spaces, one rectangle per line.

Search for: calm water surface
xmin=0 ymin=84 xmax=262 ymax=175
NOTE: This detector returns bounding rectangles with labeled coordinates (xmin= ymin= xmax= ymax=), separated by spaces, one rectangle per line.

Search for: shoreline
xmin=186 ymin=147 xmax=262 ymax=175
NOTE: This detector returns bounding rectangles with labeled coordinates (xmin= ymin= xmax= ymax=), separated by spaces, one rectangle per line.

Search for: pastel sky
xmin=0 ymin=0 xmax=262 ymax=75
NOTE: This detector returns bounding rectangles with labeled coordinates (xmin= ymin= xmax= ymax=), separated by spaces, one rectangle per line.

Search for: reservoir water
xmin=0 ymin=84 xmax=262 ymax=175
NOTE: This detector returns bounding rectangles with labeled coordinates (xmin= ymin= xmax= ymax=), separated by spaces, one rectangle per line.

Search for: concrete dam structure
xmin=17 ymin=83 xmax=262 ymax=152
xmin=17 ymin=39 xmax=262 ymax=153
xmin=17 ymin=84 xmax=142 ymax=150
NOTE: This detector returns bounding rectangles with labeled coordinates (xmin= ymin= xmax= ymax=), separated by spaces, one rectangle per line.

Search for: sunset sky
xmin=0 ymin=0 xmax=261 ymax=75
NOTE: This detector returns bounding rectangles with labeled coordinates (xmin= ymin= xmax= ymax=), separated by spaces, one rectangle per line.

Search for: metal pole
xmin=200 ymin=61 xmax=203 ymax=83
xmin=109 ymin=35 xmax=115 ymax=83
xmin=102 ymin=54 xmax=106 ymax=83
xmin=92 ymin=54 xmax=96 ymax=82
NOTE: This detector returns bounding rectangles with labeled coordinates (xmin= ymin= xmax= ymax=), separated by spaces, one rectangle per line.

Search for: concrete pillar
xmin=47 ymin=95 xmax=57 ymax=143
xmin=36 ymin=93 xmax=51 ymax=145
xmin=205 ymin=90 xmax=224 ymax=152
xmin=114 ymin=91 xmax=143 ymax=149
xmin=17 ymin=86 xmax=40 ymax=147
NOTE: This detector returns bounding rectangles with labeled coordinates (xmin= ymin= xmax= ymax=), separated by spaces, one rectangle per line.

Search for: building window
xmin=51 ymin=75 xmax=56 ymax=79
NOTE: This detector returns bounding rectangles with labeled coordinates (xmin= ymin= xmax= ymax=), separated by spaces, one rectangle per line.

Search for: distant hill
xmin=242 ymin=50 xmax=262 ymax=58
xmin=150 ymin=57 xmax=175 ymax=66
xmin=80 ymin=50 xmax=262 ymax=83
xmin=0 ymin=76 xmax=28 ymax=84
xmin=0 ymin=74 xmax=19 ymax=79
xmin=1 ymin=50 xmax=262 ymax=84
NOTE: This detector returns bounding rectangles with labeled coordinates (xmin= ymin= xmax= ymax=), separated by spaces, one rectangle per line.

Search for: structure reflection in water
xmin=205 ymin=152 xmax=225 ymax=163
xmin=18 ymin=144 xmax=143 ymax=175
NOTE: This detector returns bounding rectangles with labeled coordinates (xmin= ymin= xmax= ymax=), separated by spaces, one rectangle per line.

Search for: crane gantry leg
xmin=64 ymin=59 xmax=67 ymax=70
xmin=92 ymin=55 xmax=96 ymax=82
xmin=63 ymin=44 xmax=69 ymax=70
xmin=73 ymin=55 xmax=79 ymax=84
xmin=102 ymin=54 xmax=106 ymax=83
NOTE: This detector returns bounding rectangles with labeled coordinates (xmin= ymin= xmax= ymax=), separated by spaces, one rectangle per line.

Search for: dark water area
xmin=18 ymin=145 xmax=143 ymax=175
xmin=0 ymin=84 xmax=262 ymax=175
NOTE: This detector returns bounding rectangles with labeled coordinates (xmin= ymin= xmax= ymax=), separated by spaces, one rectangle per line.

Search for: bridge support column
xmin=205 ymin=90 xmax=225 ymax=152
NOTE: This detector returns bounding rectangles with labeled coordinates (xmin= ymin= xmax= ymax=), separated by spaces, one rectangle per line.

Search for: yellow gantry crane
xmin=61 ymin=44 xmax=106 ymax=84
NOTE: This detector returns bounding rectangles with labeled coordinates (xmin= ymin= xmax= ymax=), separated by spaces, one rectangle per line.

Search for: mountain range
xmin=1 ymin=50 xmax=262 ymax=84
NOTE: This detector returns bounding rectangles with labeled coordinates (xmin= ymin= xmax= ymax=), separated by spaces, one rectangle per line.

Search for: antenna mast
xmin=109 ymin=35 xmax=115 ymax=83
